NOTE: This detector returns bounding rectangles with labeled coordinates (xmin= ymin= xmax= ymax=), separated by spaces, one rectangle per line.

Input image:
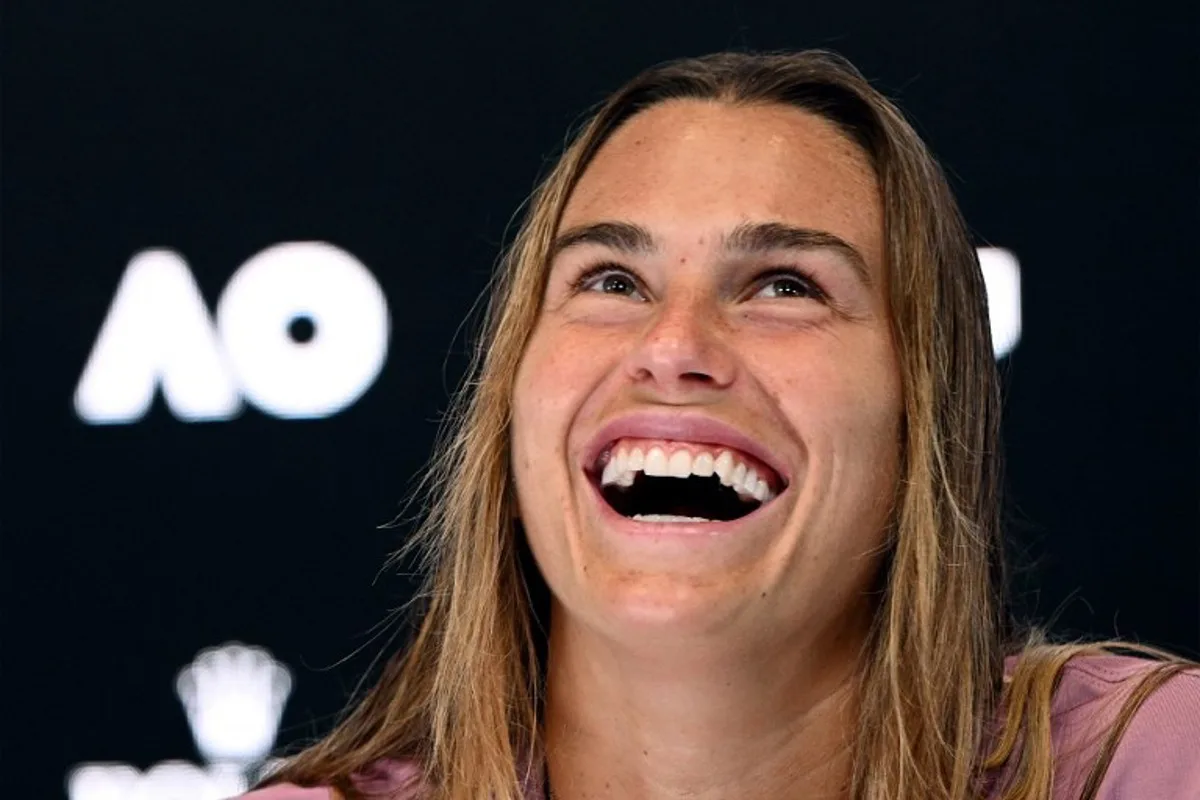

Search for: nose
xmin=624 ymin=292 xmax=736 ymax=399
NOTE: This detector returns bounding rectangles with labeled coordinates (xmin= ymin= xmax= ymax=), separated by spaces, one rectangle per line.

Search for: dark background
xmin=2 ymin=2 xmax=1196 ymax=797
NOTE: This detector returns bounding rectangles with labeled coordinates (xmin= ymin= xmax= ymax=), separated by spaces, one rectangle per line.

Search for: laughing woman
xmin=240 ymin=51 xmax=1200 ymax=800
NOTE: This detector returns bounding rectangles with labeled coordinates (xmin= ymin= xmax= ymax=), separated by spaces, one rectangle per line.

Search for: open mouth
xmin=591 ymin=439 xmax=786 ymax=523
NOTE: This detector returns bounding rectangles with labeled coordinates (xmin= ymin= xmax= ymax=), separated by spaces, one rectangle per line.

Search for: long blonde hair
xmin=266 ymin=50 xmax=1194 ymax=799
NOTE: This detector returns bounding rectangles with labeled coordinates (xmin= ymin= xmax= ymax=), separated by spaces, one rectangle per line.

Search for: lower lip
xmin=586 ymin=477 xmax=781 ymax=537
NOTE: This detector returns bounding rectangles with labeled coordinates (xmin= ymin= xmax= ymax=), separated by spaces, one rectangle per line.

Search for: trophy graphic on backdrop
xmin=176 ymin=643 xmax=294 ymax=768
xmin=67 ymin=642 xmax=294 ymax=800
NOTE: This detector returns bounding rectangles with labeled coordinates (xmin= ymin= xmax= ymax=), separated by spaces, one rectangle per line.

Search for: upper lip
xmin=581 ymin=410 xmax=792 ymax=488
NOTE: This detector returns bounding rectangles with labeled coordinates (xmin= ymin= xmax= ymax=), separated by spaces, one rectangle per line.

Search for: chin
xmin=576 ymin=563 xmax=757 ymax=637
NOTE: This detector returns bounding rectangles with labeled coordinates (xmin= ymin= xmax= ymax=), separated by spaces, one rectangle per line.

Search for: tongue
xmin=631 ymin=513 xmax=713 ymax=523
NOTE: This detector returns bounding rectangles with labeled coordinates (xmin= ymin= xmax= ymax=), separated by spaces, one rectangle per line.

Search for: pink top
xmin=237 ymin=654 xmax=1200 ymax=799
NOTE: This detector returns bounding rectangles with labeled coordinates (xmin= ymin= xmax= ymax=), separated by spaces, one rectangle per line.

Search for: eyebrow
xmin=723 ymin=222 xmax=874 ymax=288
xmin=550 ymin=221 xmax=657 ymax=258
xmin=550 ymin=220 xmax=873 ymax=288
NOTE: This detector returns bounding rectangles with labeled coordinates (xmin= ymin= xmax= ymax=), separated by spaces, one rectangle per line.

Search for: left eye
xmin=575 ymin=266 xmax=645 ymax=300
xmin=753 ymin=271 xmax=822 ymax=300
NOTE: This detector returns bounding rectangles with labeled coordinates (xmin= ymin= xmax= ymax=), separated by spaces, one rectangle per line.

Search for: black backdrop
xmin=3 ymin=3 xmax=1196 ymax=798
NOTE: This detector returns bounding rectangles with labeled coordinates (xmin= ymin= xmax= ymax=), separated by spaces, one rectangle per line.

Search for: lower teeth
xmin=631 ymin=514 xmax=712 ymax=523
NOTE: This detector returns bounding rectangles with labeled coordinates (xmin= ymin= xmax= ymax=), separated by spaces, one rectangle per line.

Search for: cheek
xmin=768 ymin=340 xmax=902 ymax=591
xmin=514 ymin=326 xmax=575 ymax=437
xmin=515 ymin=320 xmax=625 ymax=429
xmin=511 ymin=336 xmax=552 ymax=478
xmin=830 ymin=351 xmax=902 ymax=512
xmin=510 ymin=326 xmax=603 ymax=579
xmin=510 ymin=324 xmax=598 ymax=504
xmin=770 ymin=332 xmax=902 ymax=475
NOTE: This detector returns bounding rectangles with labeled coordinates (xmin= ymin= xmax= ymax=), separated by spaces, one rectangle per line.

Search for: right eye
xmin=574 ymin=265 xmax=646 ymax=300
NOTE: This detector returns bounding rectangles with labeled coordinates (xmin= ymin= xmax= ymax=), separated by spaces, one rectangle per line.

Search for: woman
xmin=240 ymin=51 xmax=1199 ymax=799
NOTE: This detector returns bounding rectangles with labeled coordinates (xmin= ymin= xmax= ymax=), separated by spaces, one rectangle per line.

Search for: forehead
xmin=561 ymin=100 xmax=883 ymax=274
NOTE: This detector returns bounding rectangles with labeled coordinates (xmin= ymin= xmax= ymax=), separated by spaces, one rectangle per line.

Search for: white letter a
xmin=74 ymin=250 xmax=242 ymax=423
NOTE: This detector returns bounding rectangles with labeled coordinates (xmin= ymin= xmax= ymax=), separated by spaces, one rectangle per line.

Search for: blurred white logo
xmin=176 ymin=643 xmax=294 ymax=766
xmin=67 ymin=762 xmax=246 ymax=800
xmin=978 ymin=247 xmax=1021 ymax=358
xmin=74 ymin=241 xmax=391 ymax=424
xmin=66 ymin=642 xmax=294 ymax=800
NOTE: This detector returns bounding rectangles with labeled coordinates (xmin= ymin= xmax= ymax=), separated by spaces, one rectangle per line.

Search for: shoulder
xmin=1050 ymin=653 xmax=1200 ymax=710
xmin=234 ymin=786 xmax=337 ymax=800
xmin=232 ymin=759 xmax=425 ymax=800
xmin=1052 ymin=654 xmax=1200 ymax=797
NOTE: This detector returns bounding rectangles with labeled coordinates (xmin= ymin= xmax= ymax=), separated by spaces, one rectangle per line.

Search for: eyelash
xmin=569 ymin=262 xmax=828 ymax=303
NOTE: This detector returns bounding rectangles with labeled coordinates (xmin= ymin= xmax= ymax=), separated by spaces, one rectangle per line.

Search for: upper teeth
xmin=599 ymin=444 xmax=775 ymax=503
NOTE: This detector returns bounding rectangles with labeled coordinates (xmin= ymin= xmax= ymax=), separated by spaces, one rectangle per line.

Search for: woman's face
xmin=511 ymin=100 xmax=902 ymax=650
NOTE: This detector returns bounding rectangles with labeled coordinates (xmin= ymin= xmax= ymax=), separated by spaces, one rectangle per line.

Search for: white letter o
xmin=216 ymin=242 xmax=390 ymax=419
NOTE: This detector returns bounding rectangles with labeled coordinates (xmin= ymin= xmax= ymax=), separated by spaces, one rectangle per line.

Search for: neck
xmin=541 ymin=610 xmax=867 ymax=800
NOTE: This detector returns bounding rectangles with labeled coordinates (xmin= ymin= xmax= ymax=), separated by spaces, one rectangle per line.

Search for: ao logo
xmin=67 ymin=643 xmax=293 ymax=800
xmin=74 ymin=242 xmax=391 ymax=424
